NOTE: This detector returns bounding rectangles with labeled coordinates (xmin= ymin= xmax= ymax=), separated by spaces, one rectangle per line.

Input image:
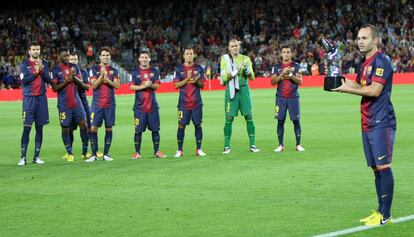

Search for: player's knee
xmin=23 ymin=125 xmax=32 ymax=133
xmin=105 ymin=127 xmax=112 ymax=132
xmin=62 ymin=126 xmax=69 ymax=133
xmin=178 ymin=125 xmax=186 ymax=129
xmin=226 ymin=116 xmax=234 ymax=123
xmin=195 ymin=123 xmax=202 ymax=128
xmin=244 ymin=114 xmax=252 ymax=121
xmin=90 ymin=126 xmax=98 ymax=133
xmin=79 ymin=120 xmax=87 ymax=129
xmin=376 ymin=164 xmax=391 ymax=170
xmin=277 ymin=119 xmax=285 ymax=125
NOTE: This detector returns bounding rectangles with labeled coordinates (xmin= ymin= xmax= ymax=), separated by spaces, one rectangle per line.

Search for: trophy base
xmin=324 ymin=76 xmax=344 ymax=91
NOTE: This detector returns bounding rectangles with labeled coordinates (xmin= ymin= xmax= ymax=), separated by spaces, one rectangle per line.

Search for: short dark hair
xmin=69 ymin=51 xmax=78 ymax=57
xmin=184 ymin=46 xmax=194 ymax=52
xmin=99 ymin=46 xmax=111 ymax=55
xmin=58 ymin=47 xmax=70 ymax=54
xmin=281 ymin=45 xmax=291 ymax=51
xmin=228 ymin=38 xmax=240 ymax=45
xmin=28 ymin=41 xmax=40 ymax=49
xmin=360 ymin=24 xmax=379 ymax=38
xmin=139 ymin=50 xmax=150 ymax=57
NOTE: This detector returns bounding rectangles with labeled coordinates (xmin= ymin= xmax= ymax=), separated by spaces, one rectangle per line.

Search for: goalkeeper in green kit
xmin=220 ymin=39 xmax=260 ymax=154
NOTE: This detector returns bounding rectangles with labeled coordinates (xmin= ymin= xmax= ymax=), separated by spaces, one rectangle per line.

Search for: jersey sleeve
xmin=271 ymin=64 xmax=280 ymax=76
xmin=89 ymin=67 xmax=98 ymax=81
xmin=173 ymin=66 xmax=182 ymax=83
xmin=81 ymin=69 xmax=90 ymax=84
xmin=294 ymin=63 xmax=302 ymax=75
xmin=129 ymin=71 xmax=136 ymax=85
xmin=113 ymin=68 xmax=120 ymax=81
xmin=19 ymin=61 xmax=36 ymax=85
xmin=50 ymin=67 xmax=62 ymax=84
xmin=220 ymin=55 xmax=229 ymax=83
xmin=152 ymin=68 xmax=160 ymax=84
xmin=244 ymin=56 xmax=255 ymax=80
xmin=198 ymin=65 xmax=206 ymax=82
xmin=371 ymin=57 xmax=392 ymax=85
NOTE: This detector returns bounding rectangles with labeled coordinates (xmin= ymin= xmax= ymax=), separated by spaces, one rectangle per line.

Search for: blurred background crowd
xmin=1 ymin=0 xmax=413 ymax=89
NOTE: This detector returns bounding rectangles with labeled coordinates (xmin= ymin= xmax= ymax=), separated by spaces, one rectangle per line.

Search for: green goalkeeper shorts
xmin=224 ymin=85 xmax=252 ymax=117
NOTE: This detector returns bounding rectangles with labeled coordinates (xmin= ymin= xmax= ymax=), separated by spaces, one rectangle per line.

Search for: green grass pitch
xmin=0 ymin=85 xmax=413 ymax=236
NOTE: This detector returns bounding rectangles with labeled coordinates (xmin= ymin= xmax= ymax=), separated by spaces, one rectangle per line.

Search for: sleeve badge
xmin=375 ymin=68 xmax=384 ymax=77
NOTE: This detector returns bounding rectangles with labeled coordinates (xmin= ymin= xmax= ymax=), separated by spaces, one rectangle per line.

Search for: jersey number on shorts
xmin=178 ymin=110 xmax=183 ymax=120
xmin=134 ymin=118 xmax=140 ymax=126
xmin=59 ymin=112 xmax=66 ymax=121
xmin=226 ymin=102 xmax=230 ymax=113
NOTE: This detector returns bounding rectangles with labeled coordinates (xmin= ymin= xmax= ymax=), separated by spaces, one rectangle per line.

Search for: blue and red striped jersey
xmin=51 ymin=63 xmax=82 ymax=109
xmin=129 ymin=67 xmax=160 ymax=113
xmin=272 ymin=62 xmax=301 ymax=98
xmin=19 ymin=59 xmax=51 ymax=97
xmin=89 ymin=65 xmax=119 ymax=108
xmin=356 ymin=51 xmax=396 ymax=132
xmin=173 ymin=64 xmax=206 ymax=110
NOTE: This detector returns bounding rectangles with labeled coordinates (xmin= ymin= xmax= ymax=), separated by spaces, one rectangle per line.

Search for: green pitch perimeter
xmin=1 ymin=85 xmax=413 ymax=237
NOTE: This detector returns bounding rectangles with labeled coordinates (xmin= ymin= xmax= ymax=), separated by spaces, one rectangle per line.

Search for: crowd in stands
xmin=1 ymin=0 xmax=414 ymax=89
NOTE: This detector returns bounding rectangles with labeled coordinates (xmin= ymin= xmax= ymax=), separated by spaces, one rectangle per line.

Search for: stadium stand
xmin=1 ymin=0 xmax=414 ymax=89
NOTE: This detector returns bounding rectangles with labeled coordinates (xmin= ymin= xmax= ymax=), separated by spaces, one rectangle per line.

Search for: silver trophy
xmin=321 ymin=38 xmax=345 ymax=91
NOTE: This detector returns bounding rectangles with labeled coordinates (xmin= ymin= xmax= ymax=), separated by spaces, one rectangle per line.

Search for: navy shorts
xmin=22 ymin=94 xmax=49 ymax=126
xmin=71 ymin=99 xmax=90 ymax=130
xmin=275 ymin=96 xmax=300 ymax=121
xmin=178 ymin=106 xmax=203 ymax=126
xmin=134 ymin=109 xmax=160 ymax=132
xmin=362 ymin=127 xmax=395 ymax=167
xmin=58 ymin=105 xmax=86 ymax=127
xmin=91 ymin=106 xmax=116 ymax=127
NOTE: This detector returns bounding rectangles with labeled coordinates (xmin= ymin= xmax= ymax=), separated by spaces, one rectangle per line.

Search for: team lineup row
xmin=18 ymin=39 xmax=305 ymax=165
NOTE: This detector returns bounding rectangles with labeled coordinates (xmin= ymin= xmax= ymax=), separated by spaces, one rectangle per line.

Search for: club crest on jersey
xmin=109 ymin=70 xmax=114 ymax=75
xmin=193 ymin=70 xmax=199 ymax=76
xmin=375 ymin=68 xmax=384 ymax=77
xmin=65 ymin=69 xmax=70 ymax=74
xmin=360 ymin=79 xmax=367 ymax=86
xmin=150 ymin=73 xmax=154 ymax=78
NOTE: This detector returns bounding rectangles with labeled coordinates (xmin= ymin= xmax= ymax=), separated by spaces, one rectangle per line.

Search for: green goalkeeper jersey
xmin=220 ymin=54 xmax=255 ymax=87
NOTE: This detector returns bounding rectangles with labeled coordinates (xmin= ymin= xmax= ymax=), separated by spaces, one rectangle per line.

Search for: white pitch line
xmin=312 ymin=214 xmax=414 ymax=237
